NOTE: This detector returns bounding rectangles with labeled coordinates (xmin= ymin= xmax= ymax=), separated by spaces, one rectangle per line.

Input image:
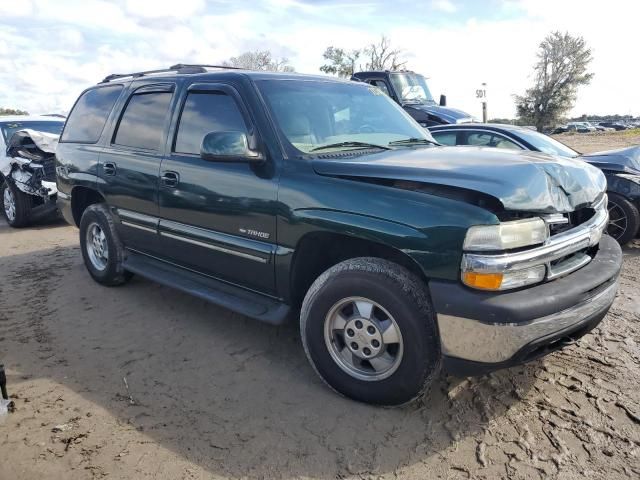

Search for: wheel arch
xmin=285 ymin=211 xmax=434 ymax=307
xmin=70 ymin=186 xmax=106 ymax=227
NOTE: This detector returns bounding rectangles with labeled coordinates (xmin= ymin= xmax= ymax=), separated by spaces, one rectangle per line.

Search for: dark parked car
xmin=429 ymin=123 xmax=640 ymax=244
xmin=599 ymin=122 xmax=627 ymax=131
xmin=351 ymin=70 xmax=474 ymax=127
xmin=56 ymin=65 xmax=620 ymax=405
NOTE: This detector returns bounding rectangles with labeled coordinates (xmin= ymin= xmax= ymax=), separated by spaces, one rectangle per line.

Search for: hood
xmin=312 ymin=146 xmax=606 ymax=214
xmin=404 ymin=103 xmax=474 ymax=124
xmin=580 ymin=146 xmax=640 ymax=175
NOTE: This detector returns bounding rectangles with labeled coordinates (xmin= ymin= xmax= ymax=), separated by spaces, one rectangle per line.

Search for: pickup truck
xmin=351 ymin=70 xmax=474 ymax=127
xmin=56 ymin=65 xmax=622 ymax=405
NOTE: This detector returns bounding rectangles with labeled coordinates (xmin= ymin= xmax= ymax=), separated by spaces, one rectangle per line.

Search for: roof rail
xmin=99 ymin=63 xmax=243 ymax=84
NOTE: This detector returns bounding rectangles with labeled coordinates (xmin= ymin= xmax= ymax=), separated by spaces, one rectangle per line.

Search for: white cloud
xmin=431 ymin=0 xmax=458 ymax=13
xmin=0 ymin=0 xmax=638 ymax=119
xmin=0 ymin=0 xmax=33 ymax=17
xmin=125 ymin=0 xmax=205 ymax=19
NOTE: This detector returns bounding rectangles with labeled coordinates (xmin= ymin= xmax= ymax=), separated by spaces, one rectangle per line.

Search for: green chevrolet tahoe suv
xmin=56 ymin=65 xmax=622 ymax=405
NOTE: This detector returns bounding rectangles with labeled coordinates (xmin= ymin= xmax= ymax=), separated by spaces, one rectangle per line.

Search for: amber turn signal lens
xmin=462 ymin=272 xmax=503 ymax=290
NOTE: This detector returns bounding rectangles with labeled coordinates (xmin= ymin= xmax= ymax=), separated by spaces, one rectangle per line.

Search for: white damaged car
xmin=0 ymin=116 xmax=65 ymax=227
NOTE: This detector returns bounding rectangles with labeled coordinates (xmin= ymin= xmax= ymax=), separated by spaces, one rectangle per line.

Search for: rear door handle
xmin=103 ymin=162 xmax=117 ymax=176
xmin=161 ymin=171 xmax=180 ymax=188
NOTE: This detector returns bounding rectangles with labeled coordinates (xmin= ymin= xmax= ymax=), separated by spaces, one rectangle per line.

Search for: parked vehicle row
xmin=48 ymin=65 xmax=621 ymax=406
xmin=430 ymin=123 xmax=640 ymax=245
xmin=553 ymin=120 xmax=639 ymax=134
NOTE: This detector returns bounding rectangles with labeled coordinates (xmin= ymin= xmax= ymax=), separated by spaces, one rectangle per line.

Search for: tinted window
xmin=174 ymin=92 xmax=247 ymax=155
xmin=114 ymin=92 xmax=172 ymax=150
xmin=61 ymin=86 xmax=122 ymax=143
xmin=431 ymin=131 xmax=457 ymax=146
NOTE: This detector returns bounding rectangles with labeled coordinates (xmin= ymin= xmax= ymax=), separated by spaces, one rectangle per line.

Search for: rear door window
xmin=431 ymin=131 xmax=457 ymax=146
xmin=465 ymin=132 xmax=522 ymax=150
xmin=174 ymin=92 xmax=247 ymax=155
xmin=60 ymin=85 xmax=123 ymax=143
xmin=114 ymin=92 xmax=172 ymax=150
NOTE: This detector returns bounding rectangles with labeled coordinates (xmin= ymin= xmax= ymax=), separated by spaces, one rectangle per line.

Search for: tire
xmin=300 ymin=257 xmax=441 ymax=406
xmin=1 ymin=179 xmax=32 ymax=228
xmin=607 ymin=192 xmax=640 ymax=245
xmin=79 ymin=203 xmax=133 ymax=286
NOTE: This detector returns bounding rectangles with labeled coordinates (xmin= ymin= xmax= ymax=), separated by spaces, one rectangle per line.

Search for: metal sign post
xmin=476 ymin=83 xmax=488 ymax=123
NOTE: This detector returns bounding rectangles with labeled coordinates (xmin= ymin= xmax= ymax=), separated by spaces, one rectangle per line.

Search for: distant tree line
xmin=0 ymin=108 xmax=29 ymax=115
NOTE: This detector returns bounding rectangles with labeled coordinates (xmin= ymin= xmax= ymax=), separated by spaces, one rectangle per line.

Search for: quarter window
xmin=114 ymin=92 xmax=172 ymax=150
xmin=174 ymin=92 xmax=248 ymax=155
xmin=368 ymin=80 xmax=391 ymax=97
xmin=60 ymin=85 xmax=123 ymax=143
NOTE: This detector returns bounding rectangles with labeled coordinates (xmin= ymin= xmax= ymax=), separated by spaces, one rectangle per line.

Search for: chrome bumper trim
xmin=462 ymin=196 xmax=608 ymax=281
xmin=437 ymin=280 xmax=618 ymax=363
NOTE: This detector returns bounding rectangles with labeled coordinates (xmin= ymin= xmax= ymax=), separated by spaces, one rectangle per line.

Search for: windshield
xmin=257 ymin=80 xmax=434 ymax=154
xmin=389 ymin=73 xmax=435 ymax=105
xmin=0 ymin=120 xmax=64 ymax=142
xmin=516 ymin=128 xmax=579 ymax=157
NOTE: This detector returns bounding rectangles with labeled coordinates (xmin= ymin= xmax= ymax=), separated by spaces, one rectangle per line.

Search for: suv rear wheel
xmin=79 ymin=204 xmax=133 ymax=286
xmin=300 ymin=257 xmax=441 ymax=406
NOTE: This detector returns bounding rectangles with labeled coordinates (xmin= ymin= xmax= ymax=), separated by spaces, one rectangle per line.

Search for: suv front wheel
xmin=300 ymin=257 xmax=441 ymax=406
xmin=79 ymin=203 xmax=133 ymax=286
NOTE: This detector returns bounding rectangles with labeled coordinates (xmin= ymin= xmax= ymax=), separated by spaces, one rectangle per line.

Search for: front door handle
xmin=161 ymin=171 xmax=180 ymax=188
xmin=103 ymin=162 xmax=117 ymax=176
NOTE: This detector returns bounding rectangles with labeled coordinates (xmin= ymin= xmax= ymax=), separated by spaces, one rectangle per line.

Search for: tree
xmin=320 ymin=36 xmax=407 ymax=78
xmin=0 ymin=108 xmax=28 ymax=116
xmin=319 ymin=47 xmax=361 ymax=78
xmin=515 ymin=31 xmax=593 ymax=132
xmin=223 ymin=50 xmax=294 ymax=72
xmin=363 ymin=36 xmax=407 ymax=71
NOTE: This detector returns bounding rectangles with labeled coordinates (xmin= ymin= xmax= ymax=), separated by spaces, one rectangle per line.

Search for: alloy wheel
xmin=86 ymin=222 xmax=109 ymax=271
xmin=3 ymin=186 xmax=16 ymax=222
xmin=607 ymin=200 xmax=628 ymax=240
xmin=324 ymin=296 xmax=404 ymax=381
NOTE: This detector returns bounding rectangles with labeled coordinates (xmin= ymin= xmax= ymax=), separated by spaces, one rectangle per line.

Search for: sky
xmin=0 ymin=0 xmax=637 ymax=119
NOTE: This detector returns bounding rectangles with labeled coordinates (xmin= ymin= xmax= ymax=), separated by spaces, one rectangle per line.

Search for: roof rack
xmin=99 ymin=64 xmax=243 ymax=84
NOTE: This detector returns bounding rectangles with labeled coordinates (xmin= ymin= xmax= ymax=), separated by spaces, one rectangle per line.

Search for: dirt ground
xmin=1 ymin=132 xmax=639 ymax=480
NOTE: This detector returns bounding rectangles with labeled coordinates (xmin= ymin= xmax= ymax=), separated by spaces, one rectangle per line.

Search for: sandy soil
xmin=553 ymin=128 xmax=640 ymax=154
xmin=1 ymin=133 xmax=639 ymax=479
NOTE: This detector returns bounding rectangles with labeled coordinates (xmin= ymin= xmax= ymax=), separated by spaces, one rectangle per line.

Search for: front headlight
xmin=461 ymin=218 xmax=549 ymax=291
xmin=463 ymin=218 xmax=548 ymax=251
xmin=615 ymin=173 xmax=640 ymax=185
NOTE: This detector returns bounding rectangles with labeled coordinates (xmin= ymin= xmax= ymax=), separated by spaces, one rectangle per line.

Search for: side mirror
xmin=439 ymin=94 xmax=447 ymax=107
xmin=200 ymin=131 xmax=263 ymax=163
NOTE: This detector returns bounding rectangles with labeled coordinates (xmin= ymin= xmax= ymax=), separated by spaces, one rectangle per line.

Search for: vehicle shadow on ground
xmin=1 ymin=244 xmax=539 ymax=478
xmin=0 ymin=216 xmax=68 ymax=235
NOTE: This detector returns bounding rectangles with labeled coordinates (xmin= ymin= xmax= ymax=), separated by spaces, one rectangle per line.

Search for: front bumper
xmin=431 ymin=235 xmax=622 ymax=375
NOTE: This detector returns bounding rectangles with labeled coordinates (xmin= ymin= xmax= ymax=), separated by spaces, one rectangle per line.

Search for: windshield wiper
xmin=310 ymin=141 xmax=392 ymax=152
xmin=388 ymin=137 xmax=439 ymax=147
